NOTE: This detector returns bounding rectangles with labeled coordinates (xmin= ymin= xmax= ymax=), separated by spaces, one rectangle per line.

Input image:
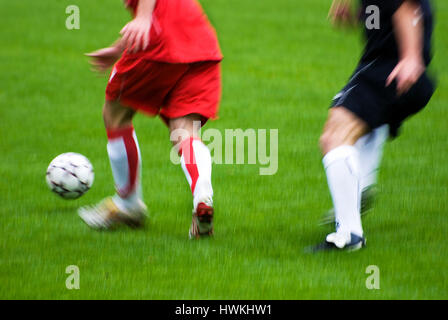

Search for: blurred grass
xmin=0 ymin=0 xmax=447 ymax=299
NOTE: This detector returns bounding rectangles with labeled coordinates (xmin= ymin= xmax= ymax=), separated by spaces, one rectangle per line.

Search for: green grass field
xmin=1 ymin=0 xmax=447 ymax=299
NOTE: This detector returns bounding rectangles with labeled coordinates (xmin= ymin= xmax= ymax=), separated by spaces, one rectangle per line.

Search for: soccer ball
xmin=46 ymin=153 xmax=94 ymax=199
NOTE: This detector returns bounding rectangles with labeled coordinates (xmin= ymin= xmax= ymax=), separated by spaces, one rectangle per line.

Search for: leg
xmin=319 ymin=107 xmax=369 ymax=248
xmin=162 ymin=61 xmax=221 ymax=238
xmin=355 ymin=124 xmax=389 ymax=213
xmin=79 ymin=100 xmax=146 ymax=229
xmin=355 ymin=124 xmax=389 ymax=193
xmin=169 ymin=114 xmax=213 ymax=209
xmin=169 ymin=114 xmax=214 ymax=238
xmin=103 ymin=100 xmax=144 ymax=211
xmin=320 ymin=123 xmax=389 ymax=225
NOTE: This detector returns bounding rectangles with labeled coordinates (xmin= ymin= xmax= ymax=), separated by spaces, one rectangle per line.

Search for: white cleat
xmin=78 ymin=197 xmax=147 ymax=230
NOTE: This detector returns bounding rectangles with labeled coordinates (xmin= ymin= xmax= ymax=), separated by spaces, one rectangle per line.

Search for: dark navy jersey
xmin=360 ymin=0 xmax=434 ymax=65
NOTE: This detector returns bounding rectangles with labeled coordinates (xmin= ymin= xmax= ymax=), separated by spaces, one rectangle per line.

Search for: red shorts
xmin=105 ymin=55 xmax=221 ymax=124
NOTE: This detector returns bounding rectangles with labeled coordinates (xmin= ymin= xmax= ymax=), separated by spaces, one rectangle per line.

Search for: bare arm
xmin=328 ymin=0 xmax=358 ymax=27
xmin=86 ymin=37 xmax=127 ymax=73
xmin=86 ymin=0 xmax=156 ymax=73
xmin=386 ymin=0 xmax=425 ymax=95
xmin=120 ymin=0 xmax=156 ymax=53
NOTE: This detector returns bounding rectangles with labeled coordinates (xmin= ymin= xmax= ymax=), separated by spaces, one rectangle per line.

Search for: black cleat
xmin=305 ymin=233 xmax=366 ymax=253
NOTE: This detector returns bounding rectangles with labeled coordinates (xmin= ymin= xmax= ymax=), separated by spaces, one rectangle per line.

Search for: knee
xmin=319 ymin=131 xmax=335 ymax=155
xmin=319 ymin=107 xmax=369 ymax=155
xmin=102 ymin=100 xmax=134 ymax=129
xmin=168 ymin=114 xmax=202 ymax=147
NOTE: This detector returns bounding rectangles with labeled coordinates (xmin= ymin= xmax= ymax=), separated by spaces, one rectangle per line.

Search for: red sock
xmin=106 ymin=126 xmax=140 ymax=198
xmin=179 ymin=137 xmax=200 ymax=194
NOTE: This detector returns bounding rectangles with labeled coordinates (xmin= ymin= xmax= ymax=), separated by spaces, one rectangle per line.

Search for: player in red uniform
xmin=78 ymin=0 xmax=222 ymax=239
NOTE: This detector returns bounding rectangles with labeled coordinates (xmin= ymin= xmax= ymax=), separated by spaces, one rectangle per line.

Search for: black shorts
xmin=330 ymin=58 xmax=436 ymax=137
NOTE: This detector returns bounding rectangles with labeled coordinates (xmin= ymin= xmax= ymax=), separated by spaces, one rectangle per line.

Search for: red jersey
xmin=124 ymin=0 xmax=223 ymax=63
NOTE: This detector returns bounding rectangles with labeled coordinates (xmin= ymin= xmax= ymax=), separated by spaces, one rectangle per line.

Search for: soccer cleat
xmin=306 ymin=232 xmax=366 ymax=253
xmin=319 ymin=187 xmax=376 ymax=226
xmin=189 ymin=202 xmax=214 ymax=239
xmin=78 ymin=197 xmax=147 ymax=230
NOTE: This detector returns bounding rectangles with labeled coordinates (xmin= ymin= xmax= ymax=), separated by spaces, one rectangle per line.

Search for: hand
xmin=120 ymin=17 xmax=151 ymax=53
xmin=328 ymin=0 xmax=356 ymax=27
xmin=386 ymin=56 xmax=425 ymax=96
xmin=85 ymin=45 xmax=123 ymax=73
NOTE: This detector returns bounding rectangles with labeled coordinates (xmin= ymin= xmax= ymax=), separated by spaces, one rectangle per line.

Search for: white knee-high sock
xmin=106 ymin=126 xmax=142 ymax=211
xmin=180 ymin=137 xmax=213 ymax=210
xmin=355 ymin=124 xmax=389 ymax=191
xmin=323 ymin=145 xmax=363 ymax=238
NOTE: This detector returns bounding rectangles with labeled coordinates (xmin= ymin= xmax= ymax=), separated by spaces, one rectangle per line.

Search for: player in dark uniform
xmin=313 ymin=0 xmax=435 ymax=251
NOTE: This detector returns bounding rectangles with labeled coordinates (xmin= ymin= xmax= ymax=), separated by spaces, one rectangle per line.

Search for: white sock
xmin=355 ymin=124 xmax=389 ymax=191
xmin=323 ymin=145 xmax=363 ymax=238
xmin=106 ymin=127 xmax=142 ymax=212
xmin=180 ymin=138 xmax=213 ymax=210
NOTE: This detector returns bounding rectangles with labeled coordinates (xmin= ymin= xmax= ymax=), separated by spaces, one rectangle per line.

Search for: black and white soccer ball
xmin=46 ymin=153 xmax=94 ymax=199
